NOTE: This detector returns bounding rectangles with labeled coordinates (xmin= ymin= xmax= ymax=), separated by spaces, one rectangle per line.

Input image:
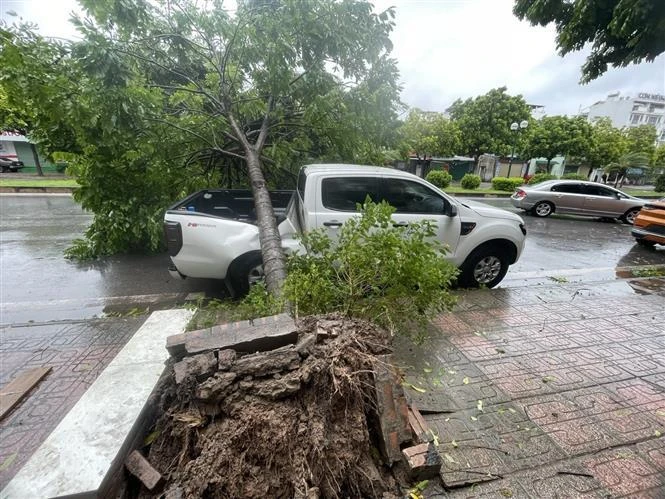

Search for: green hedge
xmin=528 ymin=173 xmax=556 ymax=185
xmin=460 ymin=173 xmax=481 ymax=190
xmin=425 ymin=170 xmax=453 ymax=189
xmin=491 ymin=177 xmax=524 ymax=192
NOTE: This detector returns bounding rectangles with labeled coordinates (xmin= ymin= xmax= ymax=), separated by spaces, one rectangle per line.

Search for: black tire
xmin=458 ymin=246 xmax=510 ymax=289
xmin=621 ymin=207 xmax=641 ymax=225
xmin=636 ymin=238 xmax=656 ymax=248
xmin=229 ymin=252 xmax=264 ymax=297
xmin=531 ymin=201 xmax=554 ymax=218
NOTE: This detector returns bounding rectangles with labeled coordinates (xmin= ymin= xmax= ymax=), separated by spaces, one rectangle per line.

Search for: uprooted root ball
xmin=142 ymin=315 xmax=400 ymax=499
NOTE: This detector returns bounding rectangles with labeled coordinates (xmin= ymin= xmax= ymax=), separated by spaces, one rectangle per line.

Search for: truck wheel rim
xmin=247 ymin=265 xmax=264 ymax=286
xmin=536 ymin=203 xmax=551 ymax=216
xmin=473 ymin=256 xmax=502 ymax=284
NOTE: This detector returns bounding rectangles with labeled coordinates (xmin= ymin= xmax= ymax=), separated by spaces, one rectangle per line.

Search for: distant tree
xmin=605 ymin=152 xmax=652 ymax=188
xmin=398 ymin=108 xmax=461 ymax=161
xmin=447 ymin=87 xmax=531 ymax=160
xmin=514 ymin=0 xmax=665 ymax=82
xmin=624 ymin=125 xmax=657 ymax=159
xmin=654 ymin=144 xmax=665 ymax=168
xmin=586 ymin=118 xmax=626 ymax=172
xmin=523 ymin=115 xmax=592 ymax=172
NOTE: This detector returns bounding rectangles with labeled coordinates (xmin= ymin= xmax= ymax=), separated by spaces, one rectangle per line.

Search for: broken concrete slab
xmin=196 ymin=372 xmax=237 ymax=401
xmin=232 ymin=346 xmax=300 ymax=377
xmin=402 ymin=442 xmax=442 ymax=480
xmin=253 ymin=372 xmax=302 ymax=400
xmin=373 ymin=355 xmax=411 ymax=464
xmin=125 ymin=450 xmax=163 ymax=491
xmin=173 ymin=352 xmax=217 ymax=384
xmin=166 ymin=314 xmax=298 ymax=358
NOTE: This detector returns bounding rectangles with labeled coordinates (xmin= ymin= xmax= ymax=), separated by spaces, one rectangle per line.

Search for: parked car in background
xmin=511 ymin=180 xmax=646 ymax=224
xmin=632 ymin=198 xmax=665 ymax=247
xmin=0 ymin=157 xmax=24 ymax=173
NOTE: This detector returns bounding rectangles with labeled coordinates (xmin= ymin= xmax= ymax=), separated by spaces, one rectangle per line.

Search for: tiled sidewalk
xmin=0 ymin=317 xmax=146 ymax=488
xmin=395 ymin=278 xmax=665 ymax=498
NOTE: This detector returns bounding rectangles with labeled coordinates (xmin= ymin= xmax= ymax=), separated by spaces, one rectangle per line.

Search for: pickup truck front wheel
xmin=229 ymin=253 xmax=264 ymax=297
xmin=458 ymin=247 xmax=509 ymax=289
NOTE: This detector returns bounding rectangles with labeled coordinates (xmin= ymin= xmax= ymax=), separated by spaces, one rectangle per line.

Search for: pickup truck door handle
xmin=323 ymin=221 xmax=343 ymax=228
xmin=392 ymin=221 xmax=409 ymax=227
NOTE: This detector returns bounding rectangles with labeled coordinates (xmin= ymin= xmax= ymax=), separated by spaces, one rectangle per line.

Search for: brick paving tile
xmin=0 ymin=317 xmax=145 ymax=488
xmin=394 ymin=279 xmax=665 ymax=498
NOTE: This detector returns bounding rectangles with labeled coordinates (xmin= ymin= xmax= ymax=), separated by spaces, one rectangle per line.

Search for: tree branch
xmin=255 ymin=95 xmax=274 ymax=151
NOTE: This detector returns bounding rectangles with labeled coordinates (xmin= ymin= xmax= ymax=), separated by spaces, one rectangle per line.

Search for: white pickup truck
xmin=164 ymin=164 xmax=527 ymax=294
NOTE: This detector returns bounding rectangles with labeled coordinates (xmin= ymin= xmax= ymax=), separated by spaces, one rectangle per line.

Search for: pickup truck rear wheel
xmin=229 ymin=253 xmax=264 ymax=296
xmin=458 ymin=247 xmax=509 ymax=289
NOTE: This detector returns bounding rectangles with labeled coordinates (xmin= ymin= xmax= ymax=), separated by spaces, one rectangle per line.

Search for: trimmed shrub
xmin=460 ymin=173 xmax=481 ymax=190
xmin=528 ymin=173 xmax=556 ymax=185
xmin=561 ymin=173 xmax=587 ymax=180
xmin=491 ymin=177 xmax=524 ymax=192
xmin=655 ymin=174 xmax=665 ymax=193
xmin=425 ymin=170 xmax=453 ymax=189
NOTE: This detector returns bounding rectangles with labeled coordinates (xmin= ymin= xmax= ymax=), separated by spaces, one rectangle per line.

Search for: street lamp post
xmin=507 ymin=120 xmax=528 ymax=178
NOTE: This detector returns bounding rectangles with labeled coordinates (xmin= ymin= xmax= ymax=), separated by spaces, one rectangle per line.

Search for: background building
xmin=580 ymin=91 xmax=665 ymax=144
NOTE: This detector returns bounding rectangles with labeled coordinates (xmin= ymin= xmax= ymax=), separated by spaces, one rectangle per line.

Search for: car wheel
xmin=230 ymin=253 xmax=264 ymax=296
xmin=621 ymin=208 xmax=640 ymax=225
xmin=531 ymin=201 xmax=554 ymax=217
xmin=636 ymin=239 xmax=656 ymax=248
xmin=458 ymin=247 xmax=509 ymax=289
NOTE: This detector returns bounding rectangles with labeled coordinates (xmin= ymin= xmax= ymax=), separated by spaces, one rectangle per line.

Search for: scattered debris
xmin=125 ymin=450 xmax=163 ymax=491
xmin=0 ymin=367 xmax=51 ymax=421
xmin=402 ymin=442 xmax=442 ymax=480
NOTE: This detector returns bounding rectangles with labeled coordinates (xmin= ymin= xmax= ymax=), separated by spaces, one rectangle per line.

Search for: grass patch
xmin=621 ymin=188 xmax=663 ymax=198
xmin=630 ymin=266 xmax=665 ymax=278
xmin=185 ymin=297 xmax=237 ymax=331
xmin=0 ymin=178 xmax=79 ymax=188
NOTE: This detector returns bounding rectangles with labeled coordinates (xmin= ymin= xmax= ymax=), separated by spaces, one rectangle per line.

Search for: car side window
xmin=551 ymin=183 xmax=581 ymax=194
xmin=583 ymin=185 xmax=615 ymax=197
xmin=380 ymin=178 xmax=447 ymax=214
xmin=321 ymin=177 xmax=380 ymax=211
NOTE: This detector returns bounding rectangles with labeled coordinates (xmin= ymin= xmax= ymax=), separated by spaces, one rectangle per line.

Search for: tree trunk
xmin=30 ymin=143 xmax=44 ymax=177
xmin=245 ymin=148 xmax=287 ymax=294
xmin=546 ymin=158 xmax=552 ymax=173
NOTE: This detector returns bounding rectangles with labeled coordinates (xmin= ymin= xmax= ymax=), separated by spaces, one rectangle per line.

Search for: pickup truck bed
xmin=168 ymin=189 xmax=294 ymax=222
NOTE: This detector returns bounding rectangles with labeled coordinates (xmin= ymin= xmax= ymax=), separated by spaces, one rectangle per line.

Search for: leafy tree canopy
xmin=586 ymin=117 xmax=626 ymax=169
xmin=624 ymin=124 xmax=657 ymax=159
xmin=397 ymin=108 xmax=461 ymax=159
xmin=523 ymin=115 xmax=592 ymax=171
xmin=447 ymin=87 xmax=531 ymax=159
xmin=1 ymin=0 xmax=402 ymax=293
xmin=514 ymin=0 xmax=665 ymax=83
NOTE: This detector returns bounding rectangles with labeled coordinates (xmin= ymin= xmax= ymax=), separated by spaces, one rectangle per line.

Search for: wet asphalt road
xmin=1 ymin=194 xmax=663 ymax=325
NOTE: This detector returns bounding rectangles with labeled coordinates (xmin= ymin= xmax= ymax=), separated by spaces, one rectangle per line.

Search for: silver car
xmin=510 ymin=180 xmax=646 ymax=224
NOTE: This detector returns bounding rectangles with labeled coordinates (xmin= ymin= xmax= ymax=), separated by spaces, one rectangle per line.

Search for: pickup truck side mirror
xmin=447 ymin=204 xmax=458 ymax=217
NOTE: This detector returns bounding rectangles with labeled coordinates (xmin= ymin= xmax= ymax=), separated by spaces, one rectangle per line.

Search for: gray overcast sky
xmin=2 ymin=0 xmax=664 ymax=116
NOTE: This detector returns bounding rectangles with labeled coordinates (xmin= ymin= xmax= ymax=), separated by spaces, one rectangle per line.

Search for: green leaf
xmin=0 ymin=453 xmax=18 ymax=472
xmin=405 ymin=383 xmax=427 ymax=393
xmin=462 ymin=377 xmax=470 ymax=385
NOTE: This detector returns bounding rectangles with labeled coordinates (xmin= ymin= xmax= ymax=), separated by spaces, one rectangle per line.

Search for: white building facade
xmin=581 ymin=91 xmax=665 ymax=144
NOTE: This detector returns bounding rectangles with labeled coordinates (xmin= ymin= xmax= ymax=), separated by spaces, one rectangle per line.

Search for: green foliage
xmin=514 ymin=0 xmax=665 ymax=82
xmin=654 ymin=174 xmax=665 ymax=193
xmin=398 ymin=108 xmax=461 ymax=159
xmin=561 ymin=173 xmax=587 ymax=180
xmin=1 ymin=0 xmax=402 ymax=261
xmin=491 ymin=177 xmax=524 ymax=191
xmin=447 ymin=87 xmax=531 ymax=158
xmin=523 ymin=116 xmax=592 ymax=171
xmin=528 ymin=173 xmax=556 ymax=184
xmin=624 ymin=125 xmax=657 ymax=159
xmin=587 ymin=118 xmax=626 ymax=169
xmin=425 ymin=170 xmax=453 ymax=189
xmin=281 ymin=200 xmax=458 ymax=341
xmin=654 ymin=145 xmax=665 ymax=168
xmin=460 ymin=173 xmax=481 ymax=190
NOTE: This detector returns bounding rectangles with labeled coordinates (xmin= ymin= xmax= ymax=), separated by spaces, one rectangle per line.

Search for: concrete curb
xmin=0 ymin=308 xmax=194 ymax=499
xmin=0 ymin=186 xmax=75 ymax=193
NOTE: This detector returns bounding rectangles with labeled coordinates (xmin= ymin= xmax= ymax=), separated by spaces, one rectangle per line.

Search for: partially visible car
xmin=632 ymin=198 xmax=665 ymax=247
xmin=511 ymin=180 xmax=646 ymax=224
xmin=0 ymin=157 xmax=25 ymax=173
